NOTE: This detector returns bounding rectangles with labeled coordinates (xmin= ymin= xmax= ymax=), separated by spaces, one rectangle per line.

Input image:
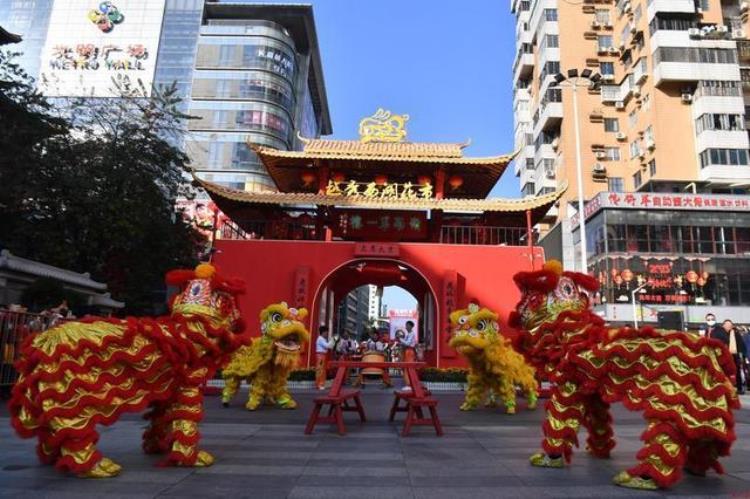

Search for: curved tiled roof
xmin=193 ymin=175 xmax=566 ymax=214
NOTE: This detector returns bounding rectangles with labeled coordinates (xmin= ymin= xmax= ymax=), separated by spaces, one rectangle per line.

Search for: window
xmin=699 ymin=148 xmax=750 ymax=167
xmin=629 ymin=140 xmax=641 ymax=158
xmin=544 ymin=8 xmax=558 ymax=21
xmin=604 ymin=118 xmax=619 ymax=132
xmin=648 ymin=159 xmax=656 ymax=176
xmin=541 ymin=34 xmax=559 ymax=49
xmin=208 ymin=141 xmax=222 ymax=167
xmin=644 ymin=125 xmax=654 ymax=142
xmin=633 ymin=171 xmax=642 ymax=188
xmin=608 ymin=177 xmax=624 ymax=192
xmin=526 ymin=158 xmax=535 ymax=170
xmin=699 ymin=0 xmax=709 ymax=10
xmin=628 ymin=109 xmax=638 ymax=128
xmin=539 ymin=61 xmax=561 ymax=86
xmin=695 ymin=114 xmax=745 ymax=133
xmin=604 ymin=147 xmax=621 ymax=160
xmin=654 ymin=47 xmax=737 ymax=64
xmin=218 ymin=45 xmax=233 ymax=65
xmin=642 ymin=93 xmax=651 ymax=110
xmin=522 ymin=182 xmax=536 ymax=196
xmin=600 ymin=61 xmax=615 ymax=75
xmin=634 ymin=4 xmax=642 ymax=21
xmin=696 ymin=80 xmax=741 ymax=97
xmin=595 ymin=9 xmax=610 ymax=24
xmin=648 ymin=16 xmax=697 ymax=35
xmin=598 ymin=35 xmax=614 ymax=50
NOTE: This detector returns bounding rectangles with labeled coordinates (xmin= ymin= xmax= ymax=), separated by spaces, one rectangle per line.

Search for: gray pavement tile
xmin=195 ymin=463 xmax=305 ymax=476
xmin=413 ymin=486 xmax=531 ymax=499
xmin=296 ymin=475 xmax=411 ymax=485
xmin=409 ymin=475 xmax=526 ymax=487
xmin=289 ymin=485 xmax=414 ymax=499
xmin=302 ymin=465 xmax=407 ymax=477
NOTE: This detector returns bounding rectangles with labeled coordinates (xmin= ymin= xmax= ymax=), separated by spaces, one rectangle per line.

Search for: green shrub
xmin=418 ymin=367 xmax=467 ymax=383
xmin=287 ymin=369 xmax=315 ymax=381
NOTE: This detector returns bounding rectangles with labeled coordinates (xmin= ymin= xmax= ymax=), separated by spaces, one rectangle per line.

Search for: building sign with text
xmin=40 ymin=0 xmax=165 ymax=97
xmin=571 ymin=191 xmax=750 ymax=228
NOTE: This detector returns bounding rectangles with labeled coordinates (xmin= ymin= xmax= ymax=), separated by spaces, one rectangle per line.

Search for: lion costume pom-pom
xmin=9 ymin=263 xmax=249 ymax=478
xmin=511 ymin=260 xmax=739 ymax=490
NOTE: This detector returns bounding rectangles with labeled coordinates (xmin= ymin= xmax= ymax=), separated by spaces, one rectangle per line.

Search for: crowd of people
xmin=702 ymin=313 xmax=749 ymax=395
xmin=314 ymin=321 xmax=418 ymax=390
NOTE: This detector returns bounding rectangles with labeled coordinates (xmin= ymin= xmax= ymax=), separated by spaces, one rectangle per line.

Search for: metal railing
xmin=439 ymin=226 xmax=531 ymax=246
xmin=219 ymin=219 xmax=318 ymax=241
xmin=1 ymin=310 xmax=60 ymax=389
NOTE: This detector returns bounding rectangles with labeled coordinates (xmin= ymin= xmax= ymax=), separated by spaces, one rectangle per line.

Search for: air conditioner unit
xmin=688 ymin=28 xmax=702 ymax=38
xmin=545 ymin=167 xmax=555 ymax=179
xmin=595 ymin=151 xmax=607 ymax=159
xmin=646 ymin=139 xmax=655 ymax=150
xmin=602 ymin=74 xmax=615 ymax=81
xmin=604 ymin=21 xmax=613 ymax=28
xmin=638 ymin=150 xmax=646 ymax=160
xmin=552 ymin=138 xmax=560 ymax=151
xmin=636 ymin=72 xmax=647 ymax=84
xmin=630 ymin=25 xmax=637 ymax=34
xmin=633 ymin=85 xmax=641 ymax=97
xmin=616 ymin=132 xmax=627 ymax=141
xmin=717 ymin=25 xmax=728 ymax=33
xmin=615 ymin=101 xmax=625 ymax=109
xmin=624 ymin=4 xmax=632 ymax=13
xmin=593 ymin=163 xmax=606 ymax=173
xmin=732 ymin=29 xmax=745 ymax=39
xmin=618 ymin=41 xmax=626 ymax=50
xmin=591 ymin=20 xmax=601 ymax=28
xmin=681 ymin=93 xmax=693 ymax=103
xmin=742 ymin=0 xmax=750 ymax=12
xmin=696 ymin=6 xmax=703 ymax=13
xmin=609 ymin=46 xmax=620 ymax=55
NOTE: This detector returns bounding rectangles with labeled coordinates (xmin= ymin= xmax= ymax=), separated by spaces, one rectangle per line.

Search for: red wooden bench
xmin=304 ymin=361 xmax=440 ymax=437
xmin=304 ymin=388 xmax=365 ymax=436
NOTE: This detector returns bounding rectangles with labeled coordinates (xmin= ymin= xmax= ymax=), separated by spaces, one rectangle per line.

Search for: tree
xmin=0 ymin=51 xmax=204 ymax=314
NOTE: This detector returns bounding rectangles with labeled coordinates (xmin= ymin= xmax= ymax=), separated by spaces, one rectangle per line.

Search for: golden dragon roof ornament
xmin=358 ymin=108 xmax=409 ymax=143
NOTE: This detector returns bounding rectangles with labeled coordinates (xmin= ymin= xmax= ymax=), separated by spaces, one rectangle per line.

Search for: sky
xmin=260 ymin=0 xmax=519 ymax=310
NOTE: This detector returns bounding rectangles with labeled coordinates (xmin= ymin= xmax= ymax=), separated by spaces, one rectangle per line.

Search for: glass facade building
xmin=1 ymin=1 xmax=332 ymax=192
xmin=186 ymin=4 xmax=331 ymax=192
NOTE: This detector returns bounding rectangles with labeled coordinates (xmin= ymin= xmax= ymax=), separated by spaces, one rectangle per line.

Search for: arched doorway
xmin=308 ymin=258 xmax=438 ymax=367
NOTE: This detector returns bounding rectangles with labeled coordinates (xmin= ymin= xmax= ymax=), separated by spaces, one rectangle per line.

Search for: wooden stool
xmin=401 ymin=396 xmax=443 ymax=437
xmin=304 ymin=389 xmax=366 ymax=435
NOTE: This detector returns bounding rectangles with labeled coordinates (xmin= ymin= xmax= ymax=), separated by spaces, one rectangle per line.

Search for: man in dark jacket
xmin=702 ymin=313 xmax=720 ymax=338
xmin=711 ymin=320 xmax=747 ymax=394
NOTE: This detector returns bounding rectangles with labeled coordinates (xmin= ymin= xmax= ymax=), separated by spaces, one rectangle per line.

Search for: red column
xmin=526 ymin=209 xmax=534 ymax=270
xmin=317 ymin=165 xmax=330 ymax=194
xmin=435 ymin=168 xmax=446 ymax=200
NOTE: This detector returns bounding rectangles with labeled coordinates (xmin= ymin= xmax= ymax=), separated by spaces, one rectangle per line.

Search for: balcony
xmin=738 ymin=40 xmax=750 ymax=61
xmin=439 ymin=226 xmax=531 ymax=246
xmin=742 ymin=68 xmax=750 ymax=90
xmin=646 ymin=0 xmax=697 ymax=19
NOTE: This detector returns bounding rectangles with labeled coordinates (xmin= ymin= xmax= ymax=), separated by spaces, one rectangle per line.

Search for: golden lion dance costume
xmin=449 ymin=304 xmax=537 ymax=414
xmin=509 ymin=261 xmax=739 ymax=490
xmin=221 ymin=302 xmax=309 ymax=411
xmin=9 ymin=263 xmax=249 ymax=478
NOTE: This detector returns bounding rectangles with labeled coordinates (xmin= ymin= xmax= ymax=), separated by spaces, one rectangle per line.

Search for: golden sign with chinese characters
xmin=358 ymin=108 xmax=409 ymax=143
xmin=326 ymin=180 xmax=433 ymax=199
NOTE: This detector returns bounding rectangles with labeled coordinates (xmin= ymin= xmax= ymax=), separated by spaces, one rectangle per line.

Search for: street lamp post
xmin=631 ymin=281 xmax=649 ymax=329
xmin=553 ymin=69 xmax=601 ymax=273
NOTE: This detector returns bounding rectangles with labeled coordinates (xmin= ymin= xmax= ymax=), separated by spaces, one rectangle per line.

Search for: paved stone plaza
xmin=1 ymin=389 xmax=749 ymax=498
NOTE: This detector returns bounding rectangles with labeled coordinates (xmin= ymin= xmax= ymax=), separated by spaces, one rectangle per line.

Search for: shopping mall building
xmin=0 ymin=0 xmax=332 ymax=192
xmin=567 ymin=182 xmax=750 ymax=327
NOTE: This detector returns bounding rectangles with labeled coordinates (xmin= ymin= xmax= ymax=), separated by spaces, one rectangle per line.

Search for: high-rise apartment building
xmin=511 ymin=0 xmax=750 ymax=267
xmin=186 ymin=2 xmax=332 ymax=192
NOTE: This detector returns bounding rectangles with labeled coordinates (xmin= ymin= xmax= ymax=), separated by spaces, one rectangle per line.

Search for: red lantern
xmin=685 ymin=270 xmax=698 ymax=284
xmin=621 ymin=269 xmax=633 ymax=282
xmin=375 ymin=174 xmax=388 ymax=186
xmin=448 ymin=175 xmax=463 ymax=190
xmin=417 ymin=175 xmax=432 ymax=186
xmin=332 ymin=172 xmax=346 ymax=183
xmin=300 ymin=171 xmax=316 ymax=186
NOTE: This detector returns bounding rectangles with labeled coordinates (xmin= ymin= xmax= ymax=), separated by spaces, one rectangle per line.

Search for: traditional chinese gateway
xmin=195 ymin=110 xmax=565 ymax=367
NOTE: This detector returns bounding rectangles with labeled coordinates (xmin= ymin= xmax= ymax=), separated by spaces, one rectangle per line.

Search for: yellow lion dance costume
xmin=509 ymin=261 xmax=739 ymax=490
xmin=9 ymin=263 xmax=249 ymax=478
xmin=449 ymin=304 xmax=537 ymax=414
xmin=221 ymin=302 xmax=309 ymax=411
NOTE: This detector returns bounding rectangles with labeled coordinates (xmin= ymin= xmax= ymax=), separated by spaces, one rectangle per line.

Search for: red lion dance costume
xmin=509 ymin=260 xmax=739 ymax=490
xmin=9 ymin=263 xmax=249 ymax=478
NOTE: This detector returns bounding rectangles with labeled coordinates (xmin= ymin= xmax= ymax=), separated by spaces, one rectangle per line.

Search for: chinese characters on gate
xmin=325 ymin=180 xmax=433 ymax=200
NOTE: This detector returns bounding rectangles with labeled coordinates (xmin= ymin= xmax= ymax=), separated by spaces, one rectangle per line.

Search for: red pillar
xmin=435 ymin=168 xmax=446 ymax=200
xmin=317 ymin=165 xmax=330 ymax=194
xmin=526 ymin=209 xmax=534 ymax=270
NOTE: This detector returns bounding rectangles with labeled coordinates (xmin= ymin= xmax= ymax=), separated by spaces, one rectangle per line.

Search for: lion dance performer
xmin=449 ymin=304 xmax=537 ymax=414
xmin=9 ymin=263 xmax=249 ymax=478
xmin=221 ymin=302 xmax=309 ymax=410
xmin=509 ymin=260 xmax=739 ymax=490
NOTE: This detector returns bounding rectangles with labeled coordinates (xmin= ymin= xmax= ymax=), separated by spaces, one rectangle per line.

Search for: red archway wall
xmin=214 ymin=240 xmax=544 ymax=368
